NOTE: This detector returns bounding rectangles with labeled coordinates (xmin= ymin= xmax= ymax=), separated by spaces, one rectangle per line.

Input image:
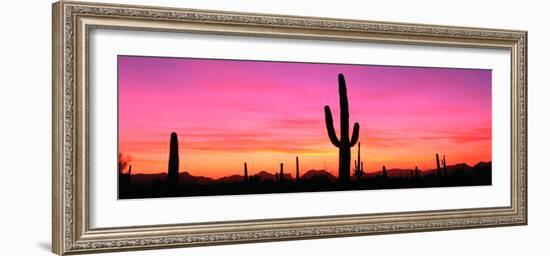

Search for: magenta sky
xmin=118 ymin=55 xmax=491 ymax=178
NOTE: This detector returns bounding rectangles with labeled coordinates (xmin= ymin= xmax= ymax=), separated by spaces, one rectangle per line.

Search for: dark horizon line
xmin=121 ymin=160 xmax=492 ymax=177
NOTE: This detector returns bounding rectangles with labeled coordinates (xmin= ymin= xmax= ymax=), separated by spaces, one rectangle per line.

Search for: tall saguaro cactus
xmin=324 ymin=74 xmax=360 ymax=183
xmin=168 ymin=132 xmax=179 ymax=189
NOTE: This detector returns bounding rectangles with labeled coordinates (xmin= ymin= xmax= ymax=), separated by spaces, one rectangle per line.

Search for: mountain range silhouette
xmin=125 ymin=161 xmax=491 ymax=188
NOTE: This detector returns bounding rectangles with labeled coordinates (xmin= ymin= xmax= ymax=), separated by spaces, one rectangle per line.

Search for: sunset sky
xmin=118 ymin=55 xmax=491 ymax=178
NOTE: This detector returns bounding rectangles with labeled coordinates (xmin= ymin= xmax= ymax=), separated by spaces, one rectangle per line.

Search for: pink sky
xmin=118 ymin=55 xmax=491 ymax=178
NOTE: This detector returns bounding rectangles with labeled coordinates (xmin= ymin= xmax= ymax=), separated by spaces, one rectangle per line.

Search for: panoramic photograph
xmin=117 ymin=55 xmax=492 ymax=199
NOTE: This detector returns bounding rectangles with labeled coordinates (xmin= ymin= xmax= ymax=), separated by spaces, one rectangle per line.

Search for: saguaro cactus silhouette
xmin=244 ymin=162 xmax=248 ymax=183
xmin=127 ymin=165 xmax=132 ymax=185
xmin=279 ymin=163 xmax=284 ymax=182
xmin=324 ymin=74 xmax=360 ymax=183
xmin=382 ymin=165 xmax=388 ymax=180
xmin=355 ymin=142 xmax=362 ymax=171
xmin=295 ymin=156 xmax=300 ymax=182
xmin=353 ymin=142 xmax=364 ymax=180
xmin=441 ymin=155 xmax=447 ymax=176
xmin=436 ymin=153 xmax=441 ymax=177
xmin=414 ymin=166 xmax=420 ymax=180
xmin=167 ymin=132 xmax=179 ymax=189
xmin=354 ymin=162 xmax=364 ymax=181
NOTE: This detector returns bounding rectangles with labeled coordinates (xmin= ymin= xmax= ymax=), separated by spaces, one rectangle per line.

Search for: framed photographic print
xmin=52 ymin=1 xmax=527 ymax=255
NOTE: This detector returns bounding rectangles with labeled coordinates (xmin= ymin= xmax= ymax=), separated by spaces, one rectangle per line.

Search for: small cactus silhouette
xmin=295 ymin=156 xmax=300 ymax=182
xmin=356 ymin=142 xmax=362 ymax=171
xmin=382 ymin=165 xmax=388 ymax=180
xmin=167 ymin=132 xmax=179 ymax=189
xmin=441 ymin=155 xmax=447 ymax=176
xmin=279 ymin=163 xmax=284 ymax=182
xmin=244 ymin=162 xmax=248 ymax=183
xmin=119 ymin=163 xmax=132 ymax=187
xmin=414 ymin=166 xmax=420 ymax=180
xmin=436 ymin=153 xmax=441 ymax=178
xmin=324 ymin=74 xmax=360 ymax=183
xmin=353 ymin=142 xmax=364 ymax=180
xmin=127 ymin=165 xmax=132 ymax=185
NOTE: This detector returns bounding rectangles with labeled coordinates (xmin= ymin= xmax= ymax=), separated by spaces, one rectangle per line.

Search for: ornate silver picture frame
xmin=52 ymin=1 xmax=527 ymax=255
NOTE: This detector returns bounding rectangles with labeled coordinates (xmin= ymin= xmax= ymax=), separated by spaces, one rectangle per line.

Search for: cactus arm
xmin=338 ymin=74 xmax=350 ymax=140
xmin=350 ymin=122 xmax=360 ymax=146
xmin=324 ymin=106 xmax=341 ymax=147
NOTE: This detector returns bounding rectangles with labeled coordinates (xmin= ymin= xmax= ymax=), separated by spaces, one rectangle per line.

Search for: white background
xmin=0 ymin=0 xmax=548 ymax=255
xmin=90 ymin=29 xmax=510 ymax=227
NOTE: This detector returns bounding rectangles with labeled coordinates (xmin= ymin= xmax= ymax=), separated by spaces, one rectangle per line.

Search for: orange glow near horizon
xmin=118 ymin=56 xmax=491 ymax=179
